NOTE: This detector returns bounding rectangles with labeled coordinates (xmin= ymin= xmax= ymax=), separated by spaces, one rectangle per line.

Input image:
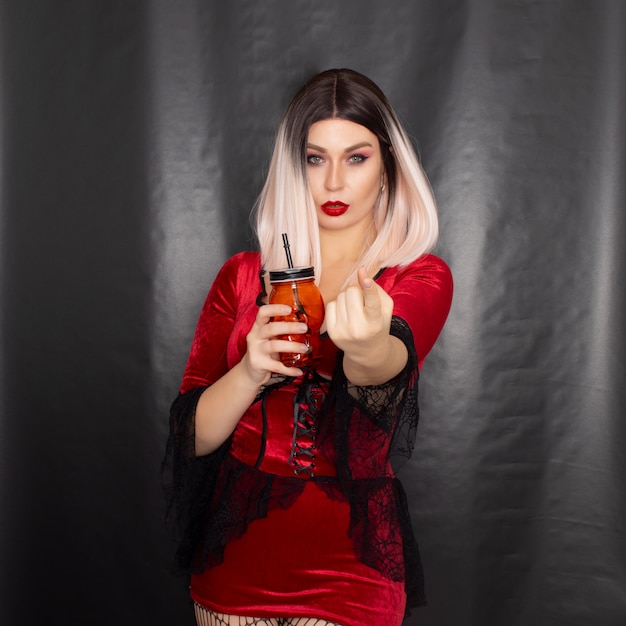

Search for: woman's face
xmin=306 ymin=118 xmax=384 ymax=238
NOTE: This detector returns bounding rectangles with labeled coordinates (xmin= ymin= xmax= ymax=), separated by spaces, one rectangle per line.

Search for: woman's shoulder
xmin=379 ymin=253 xmax=453 ymax=289
xmin=221 ymin=250 xmax=261 ymax=270
xmin=406 ymin=253 xmax=451 ymax=274
xmin=210 ymin=251 xmax=261 ymax=296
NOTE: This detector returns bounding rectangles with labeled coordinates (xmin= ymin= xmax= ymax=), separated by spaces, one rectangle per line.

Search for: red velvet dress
xmin=165 ymin=251 xmax=453 ymax=626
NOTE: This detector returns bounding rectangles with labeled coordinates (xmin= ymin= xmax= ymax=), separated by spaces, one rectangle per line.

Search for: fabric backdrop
xmin=1 ymin=1 xmax=624 ymax=625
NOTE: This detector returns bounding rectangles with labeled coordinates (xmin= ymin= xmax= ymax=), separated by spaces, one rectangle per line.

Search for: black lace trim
xmin=320 ymin=316 xmax=419 ymax=479
xmin=320 ymin=315 xmax=424 ymax=607
xmin=162 ymin=386 xmax=229 ymax=573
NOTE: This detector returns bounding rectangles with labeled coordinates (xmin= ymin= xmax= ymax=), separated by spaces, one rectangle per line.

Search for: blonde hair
xmin=254 ymin=69 xmax=438 ymax=285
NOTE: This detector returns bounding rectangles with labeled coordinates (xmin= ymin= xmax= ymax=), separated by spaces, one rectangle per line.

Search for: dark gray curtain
xmin=1 ymin=1 xmax=624 ymax=625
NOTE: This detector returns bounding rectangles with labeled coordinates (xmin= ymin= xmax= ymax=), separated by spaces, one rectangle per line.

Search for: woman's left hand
xmin=325 ymin=267 xmax=394 ymax=361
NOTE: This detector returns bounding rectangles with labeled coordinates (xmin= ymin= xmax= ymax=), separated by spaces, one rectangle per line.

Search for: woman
xmin=165 ymin=68 xmax=453 ymax=626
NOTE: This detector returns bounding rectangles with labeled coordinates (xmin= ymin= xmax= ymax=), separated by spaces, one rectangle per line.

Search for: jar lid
xmin=269 ymin=266 xmax=315 ymax=283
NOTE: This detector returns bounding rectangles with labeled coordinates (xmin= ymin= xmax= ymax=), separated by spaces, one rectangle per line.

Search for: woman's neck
xmin=319 ymin=225 xmax=371 ymax=266
xmin=318 ymin=228 xmax=374 ymax=303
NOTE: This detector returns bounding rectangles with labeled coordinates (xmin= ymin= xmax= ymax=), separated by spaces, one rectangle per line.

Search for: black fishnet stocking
xmin=288 ymin=617 xmax=341 ymax=626
xmin=194 ymin=603 xmax=342 ymax=626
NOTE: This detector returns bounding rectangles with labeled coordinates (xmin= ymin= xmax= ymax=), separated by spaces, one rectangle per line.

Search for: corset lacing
xmin=287 ymin=368 xmax=330 ymax=478
xmin=254 ymin=369 xmax=330 ymax=479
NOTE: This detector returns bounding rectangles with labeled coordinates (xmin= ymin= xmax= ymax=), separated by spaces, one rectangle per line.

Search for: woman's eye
xmin=307 ymin=154 xmax=324 ymax=165
xmin=348 ymin=153 xmax=367 ymax=164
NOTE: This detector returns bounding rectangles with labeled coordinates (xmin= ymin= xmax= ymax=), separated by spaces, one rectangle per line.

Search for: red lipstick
xmin=321 ymin=201 xmax=349 ymax=217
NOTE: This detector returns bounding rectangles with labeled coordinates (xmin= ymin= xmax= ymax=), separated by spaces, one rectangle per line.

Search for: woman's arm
xmin=193 ymin=304 xmax=307 ymax=456
xmin=325 ymin=268 xmax=408 ymax=386
xmin=174 ymin=253 xmax=307 ymax=456
xmin=326 ymin=257 xmax=453 ymax=386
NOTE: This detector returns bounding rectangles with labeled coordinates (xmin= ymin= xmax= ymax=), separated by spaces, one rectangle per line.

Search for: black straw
xmin=282 ymin=233 xmax=294 ymax=268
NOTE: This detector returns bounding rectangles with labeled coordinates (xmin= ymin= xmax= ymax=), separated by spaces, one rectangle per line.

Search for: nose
xmin=325 ymin=162 xmax=343 ymax=191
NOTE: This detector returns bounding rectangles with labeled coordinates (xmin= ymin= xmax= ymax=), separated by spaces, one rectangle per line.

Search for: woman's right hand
xmin=241 ymin=304 xmax=308 ymax=385
xmin=194 ymin=304 xmax=308 ymax=456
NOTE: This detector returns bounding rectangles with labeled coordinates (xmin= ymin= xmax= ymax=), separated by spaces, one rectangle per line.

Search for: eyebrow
xmin=306 ymin=141 xmax=374 ymax=153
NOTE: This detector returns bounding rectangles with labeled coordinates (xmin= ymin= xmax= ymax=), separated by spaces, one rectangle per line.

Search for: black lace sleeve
xmin=323 ymin=315 xmax=424 ymax=608
xmin=162 ymin=383 xmax=309 ymax=576
xmin=162 ymin=386 xmax=231 ymax=573
xmin=386 ymin=315 xmax=419 ymax=470
xmin=331 ymin=315 xmax=419 ymax=476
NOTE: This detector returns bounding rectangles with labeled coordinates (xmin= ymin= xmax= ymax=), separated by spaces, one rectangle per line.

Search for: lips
xmin=321 ymin=201 xmax=349 ymax=216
